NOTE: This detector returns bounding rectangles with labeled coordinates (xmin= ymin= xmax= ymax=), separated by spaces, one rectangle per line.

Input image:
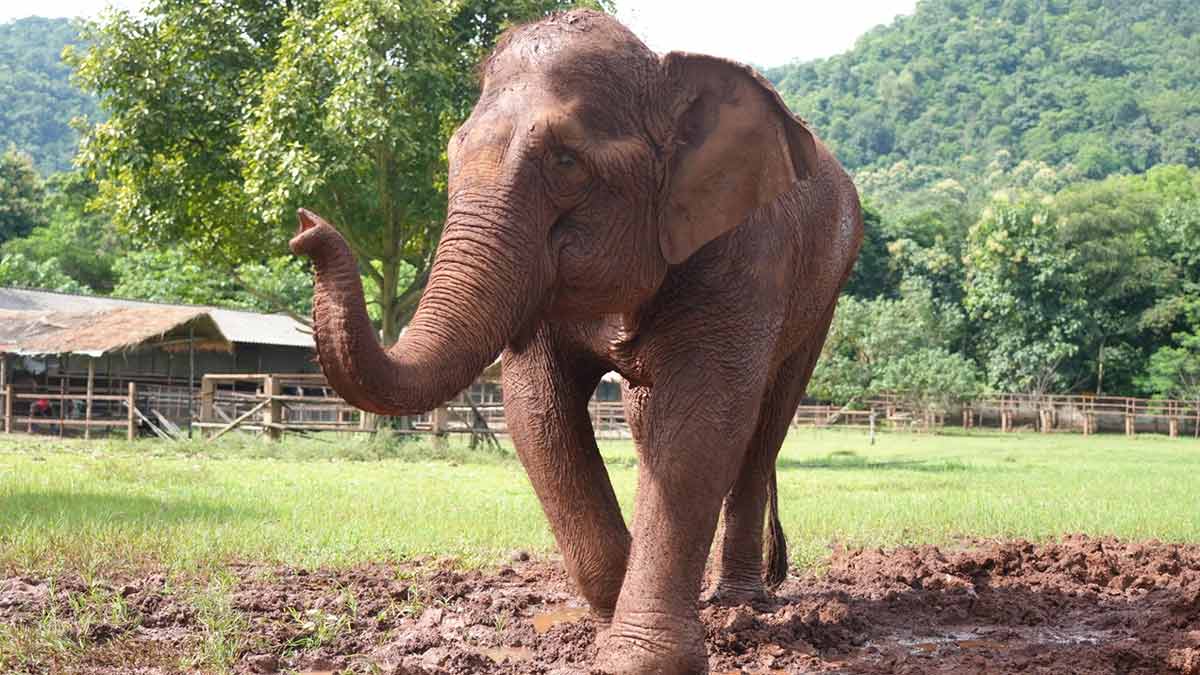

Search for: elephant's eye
xmin=556 ymin=151 xmax=577 ymax=168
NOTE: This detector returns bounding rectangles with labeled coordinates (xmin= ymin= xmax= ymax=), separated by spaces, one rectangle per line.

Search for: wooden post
xmin=58 ymin=376 xmax=66 ymax=439
xmin=1123 ymin=398 xmax=1134 ymax=437
xmin=187 ymin=324 xmax=195 ymax=439
xmin=1169 ymin=417 xmax=1179 ymax=438
xmin=84 ymin=358 xmax=95 ymax=440
xmin=199 ymin=377 xmax=216 ymax=439
xmin=869 ymin=411 xmax=876 ymax=446
xmin=264 ymin=375 xmax=282 ymax=441
xmin=431 ymin=406 xmax=448 ymax=435
xmin=431 ymin=405 xmax=449 ymax=448
xmin=127 ymin=382 xmax=137 ymax=441
xmin=3 ymin=384 xmax=11 ymax=434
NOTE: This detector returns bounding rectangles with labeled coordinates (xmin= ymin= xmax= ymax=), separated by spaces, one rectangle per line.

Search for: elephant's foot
xmin=571 ymin=563 xmax=624 ymax=625
xmin=703 ymin=579 xmax=768 ymax=607
xmin=703 ymin=563 xmax=770 ymax=606
xmin=596 ymin=614 xmax=708 ymax=674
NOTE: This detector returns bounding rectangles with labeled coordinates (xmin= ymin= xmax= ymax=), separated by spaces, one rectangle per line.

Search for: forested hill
xmin=766 ymin=0 xmax=1200 ymax=206
xmin=0 ymin=17 xmax=98 ymax=174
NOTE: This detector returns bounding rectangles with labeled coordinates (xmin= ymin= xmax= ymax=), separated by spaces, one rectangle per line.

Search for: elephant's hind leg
xmin=502 ymin=325 xmax=630 ymax=619
xmin=708 ymin=346 xmax=821 ymax=603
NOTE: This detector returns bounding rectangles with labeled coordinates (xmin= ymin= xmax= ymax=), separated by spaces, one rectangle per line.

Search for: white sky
xmin=0 ymin=0 xmax=918 ymax=67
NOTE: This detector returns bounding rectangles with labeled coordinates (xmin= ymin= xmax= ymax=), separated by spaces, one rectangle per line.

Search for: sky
xmin=0 ymin=0 xmax=918 ymax=67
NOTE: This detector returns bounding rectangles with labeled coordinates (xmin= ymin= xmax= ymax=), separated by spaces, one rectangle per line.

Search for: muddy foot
xmin=597 ymin=620 xmax=708 ymax=674
xmin=703 ymin=581 xmax=768 ymax=607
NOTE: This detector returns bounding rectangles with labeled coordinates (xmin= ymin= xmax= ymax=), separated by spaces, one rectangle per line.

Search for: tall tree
xmin=963 ymin=197 xmax=1087 ymax=395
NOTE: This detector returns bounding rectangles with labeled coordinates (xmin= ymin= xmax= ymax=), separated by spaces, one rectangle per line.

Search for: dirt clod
xmin=2 ymin=535 xmax=1198 ymax=674
xmin=245 ymin=653 xmax=279 ymax=673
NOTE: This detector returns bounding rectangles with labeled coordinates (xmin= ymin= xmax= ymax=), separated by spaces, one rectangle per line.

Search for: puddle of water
xmin=531 ymin=605 xmax=589 ymax=633
xmin=895 ymin=627 xmax=1111 ymax=656
xmin=476 ymin=646 xmax=534 ymax=663
xmin=957 ymin=638 xmax=1005 ymax=650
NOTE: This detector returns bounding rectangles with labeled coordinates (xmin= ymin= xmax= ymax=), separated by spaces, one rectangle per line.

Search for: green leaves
xmin=811 ymin=278 xmax=978 ymax=408
xmin=1140 ymin=332 xmax=1200 ymax=402
xmin=0 ymin=252 xmax=86 ymax=294
xmin=111 ymin=246 xmax=313 ymax=316
xmin=0 ymin=148 xmax=47 ymax=245
xmin=964 ymin=197 xmax=1086 ymax=394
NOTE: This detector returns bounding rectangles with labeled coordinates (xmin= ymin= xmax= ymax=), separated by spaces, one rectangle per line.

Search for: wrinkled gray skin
xmin=290 ymin=10 xmax=863 ymax=674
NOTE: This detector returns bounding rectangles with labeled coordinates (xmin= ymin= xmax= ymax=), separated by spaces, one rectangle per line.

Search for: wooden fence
xmin=6 ymin=371 xmax=1200 ymax=441
xmin=792 ymin=393 xmax=1200 ymax=438
xmin=190 ymin=373 xmax=634 ymax=442
xmin=2 ymin=382 xmax=141 ymax=440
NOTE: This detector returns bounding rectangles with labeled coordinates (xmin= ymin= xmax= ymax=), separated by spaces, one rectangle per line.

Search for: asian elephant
xmin=290 ymin=9 xmax=862 ymax=674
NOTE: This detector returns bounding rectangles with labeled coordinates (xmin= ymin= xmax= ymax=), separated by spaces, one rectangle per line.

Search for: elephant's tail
xmin=764 ymin=468 xmax=788 ymax=587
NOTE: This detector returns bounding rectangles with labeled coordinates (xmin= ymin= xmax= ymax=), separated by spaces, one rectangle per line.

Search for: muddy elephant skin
xmin=290 ymin=10 xmax=863 ymax=674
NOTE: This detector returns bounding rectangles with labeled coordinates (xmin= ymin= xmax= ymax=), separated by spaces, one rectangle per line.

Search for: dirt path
xmin=3 ymin=535 xmax=1198 ymax=674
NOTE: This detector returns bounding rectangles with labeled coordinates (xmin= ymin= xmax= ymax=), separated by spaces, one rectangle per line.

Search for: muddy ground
xmin=2 ymin=535 xmax=1199 ymax=674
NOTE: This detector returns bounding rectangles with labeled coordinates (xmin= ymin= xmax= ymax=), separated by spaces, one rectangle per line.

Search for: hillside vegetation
xmin=0 ymin=17 xmax=99 ymax=174
xmin=767 ymin=0 xmax=1200 ymax=208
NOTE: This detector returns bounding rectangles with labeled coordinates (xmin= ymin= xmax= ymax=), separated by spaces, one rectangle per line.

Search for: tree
xmin=1049 ymin=173 xmax=1175 ymax=394
xmin=1139 ymin=332 xmax=1200 ymax=437
xmin=112 ymin=246 xmax=312 ymax=316
xmin=963 ymin=196 xmax=1086 ymax=395
xmin=810 ymin=278 xmax=977 ymax=405
xmin=841 ymin=204 xmax=894 ymax=299
xmin=1 ymin=171 xmax=120 ymax=292
xmin=875 ymin=347 xmax=981 ymax=419
xmin=1141 ymin=333 xmax=1200 ymax=402
xmin=0 ymin=251 xmax=86 ymax=293
xmin=0 ymin=148 xmax=46 ymax=245
xmin=74 ymin=0 xmax=606 ymax=344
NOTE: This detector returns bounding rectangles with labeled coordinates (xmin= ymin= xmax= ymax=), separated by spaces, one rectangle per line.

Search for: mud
xmin=3 ymin=535 xmax=1198 ymax=674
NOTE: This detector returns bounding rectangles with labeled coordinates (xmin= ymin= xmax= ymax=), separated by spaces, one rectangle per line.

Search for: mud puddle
xmin=2 ymin=534 xmax=1198 ymax=674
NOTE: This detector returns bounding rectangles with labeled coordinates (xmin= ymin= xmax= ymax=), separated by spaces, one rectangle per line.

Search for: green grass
xmin=1 ymin=429 xmax=1198 ymax=574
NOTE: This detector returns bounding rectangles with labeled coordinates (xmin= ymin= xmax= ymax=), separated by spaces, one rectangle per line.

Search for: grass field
xmin=2 ymin=428 xmax=1198 ymax=576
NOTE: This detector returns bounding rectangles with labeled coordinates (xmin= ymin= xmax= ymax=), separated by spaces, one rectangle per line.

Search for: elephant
xmin=289 ymin=9 xmax=863 ymax=674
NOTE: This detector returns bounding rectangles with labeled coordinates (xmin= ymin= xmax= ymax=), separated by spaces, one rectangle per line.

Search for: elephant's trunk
xmin=289 ymin=207 xmax=542 ymax=416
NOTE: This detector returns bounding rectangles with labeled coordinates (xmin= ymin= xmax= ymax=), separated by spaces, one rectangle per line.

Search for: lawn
xmin=1 ymin=428 xmax=1198 ymax=576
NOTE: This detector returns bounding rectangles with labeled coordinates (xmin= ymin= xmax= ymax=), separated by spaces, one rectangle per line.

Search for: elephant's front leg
xmin=503 ymin=327 xmax=631 ymax=618
xmin=599 ymin=355 xmax=765 ymax=674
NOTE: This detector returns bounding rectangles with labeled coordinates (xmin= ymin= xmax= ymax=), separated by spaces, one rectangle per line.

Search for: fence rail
xmin=3 ymin=382 xmax=141 ymax=440
xmin=6 ymin=370 xmax=1200 ymax=441
xmin=793 ymin=392 xmax=1200 ymax=438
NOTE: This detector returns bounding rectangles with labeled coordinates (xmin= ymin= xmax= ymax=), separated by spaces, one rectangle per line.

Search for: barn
xmin=0 ymin=287 xmax=316 ymax=436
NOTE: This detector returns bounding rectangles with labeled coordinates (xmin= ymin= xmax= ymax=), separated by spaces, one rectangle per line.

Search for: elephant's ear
xmin=658 ymin=52 xmax=819 ymax=264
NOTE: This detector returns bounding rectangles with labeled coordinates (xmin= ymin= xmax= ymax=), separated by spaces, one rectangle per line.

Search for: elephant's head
xmin=290 ymin=10 xmax=818 ymax=415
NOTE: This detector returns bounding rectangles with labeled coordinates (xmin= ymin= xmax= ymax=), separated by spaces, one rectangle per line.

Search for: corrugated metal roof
xmin=0 ymin=287 xmax=313 ymax=349
xmin=0 ymin=308 xmax=230 ymax=357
